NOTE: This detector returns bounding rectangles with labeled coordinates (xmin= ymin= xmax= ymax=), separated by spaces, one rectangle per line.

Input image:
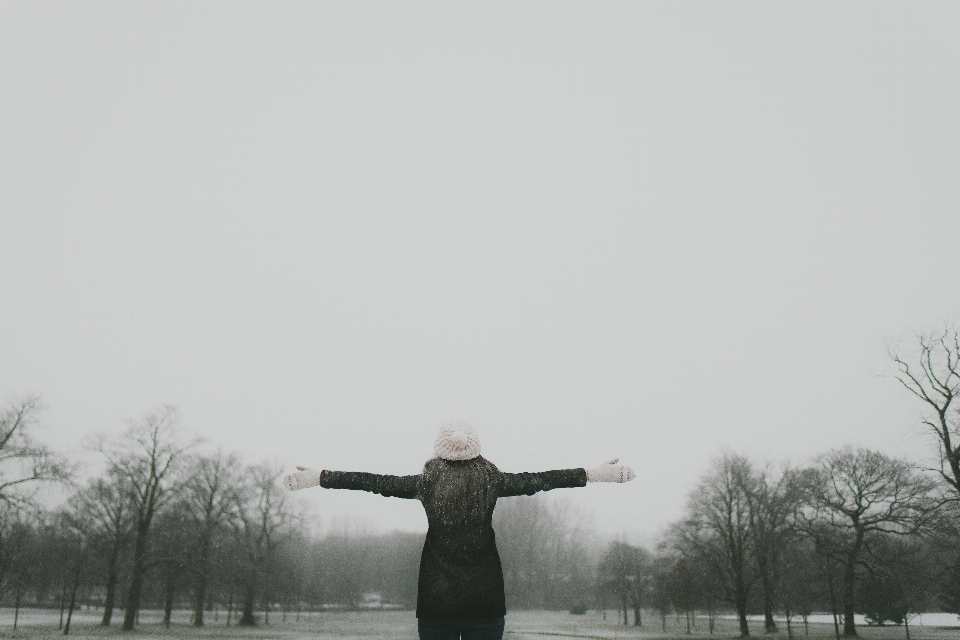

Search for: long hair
xmin=420 ymin=456 xmax=499 ymax=525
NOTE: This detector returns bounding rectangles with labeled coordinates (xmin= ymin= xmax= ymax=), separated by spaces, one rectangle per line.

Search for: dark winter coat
xmin=318 ymin=466 xmax=587 ymax=619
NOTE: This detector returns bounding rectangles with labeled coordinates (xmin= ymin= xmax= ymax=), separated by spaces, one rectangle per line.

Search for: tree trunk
xmin=193 ymin=571 xmax=208 ymax=627
xmin=758 ymin=551 xmax=777 ymax=634
xmin=13 ymin=590 xmax=21 ymax=631
xmin=59 ymin=579 xmax=67 ymax=629
xmin=64 ymin=574 xmax=80 ymax=636
xmin=828 ymin=574 xmax=841 ymax=640
xmin=661 ymin=611 xmax=667 ymax=632
xmin=101 ymin=560 xmax=119 ymax=625
xmin=763 ymin=599 xmax=777 ymax=633
xmin=122 ymin=525 xmax=150 ymax=631
xmin=122 ymin=566 xmax=145 ymax=630
xmin=238 ymin=584 xmax=257 ymax=627
xmin=621 ymin=594 xmax=629 ymax=626
xmin=736 ymin=593 xmax=750 ymax=638
xmin=842 ymin=550 xmax=859 ymax=637
xmin=904 ymin=614 xmax=911 ymax=640
xmin=164 ymin=569 xmax=176 ymax=627
xmin=192 ymin=532 xmax=212 ymax=627
xmin=633 ymin=601 xmax=641 ymax=626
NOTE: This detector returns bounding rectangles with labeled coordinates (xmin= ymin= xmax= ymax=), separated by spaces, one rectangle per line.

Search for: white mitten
xmin=283 ymin=466 xmax=322 ymax=491
xmin=586 ymin=458 xmax=635 ymax=483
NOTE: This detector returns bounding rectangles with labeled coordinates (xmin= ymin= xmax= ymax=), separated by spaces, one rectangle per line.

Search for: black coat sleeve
xmin=319 ymin=470 xmax=420 ymax=499
xmin=497 ymin=468 xmax=588 ymax=498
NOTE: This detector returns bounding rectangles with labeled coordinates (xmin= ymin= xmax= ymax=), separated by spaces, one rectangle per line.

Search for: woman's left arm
xmin=318 ymin=470 xmax=420 ymax=499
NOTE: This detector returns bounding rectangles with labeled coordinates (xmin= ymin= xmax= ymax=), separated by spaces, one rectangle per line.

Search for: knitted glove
xmin=283 ymin=466 xmax=322 ymax=491
xmin=586 ymin=458 xmax=635 ymax=483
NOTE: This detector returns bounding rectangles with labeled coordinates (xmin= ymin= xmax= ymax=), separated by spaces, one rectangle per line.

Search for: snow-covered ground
xmin=1 ymin=607 xmax=958 ymax=639
xmin=739 ymin=613 xmax=960 ymax=628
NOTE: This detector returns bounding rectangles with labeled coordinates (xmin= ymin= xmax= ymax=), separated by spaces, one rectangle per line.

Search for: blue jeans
xmin=417 ymin=616 xmax=505 ymax=640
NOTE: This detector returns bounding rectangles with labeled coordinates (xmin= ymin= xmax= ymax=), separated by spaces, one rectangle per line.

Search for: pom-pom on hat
xmin=434 ymin=420 xmax=481 ymax=461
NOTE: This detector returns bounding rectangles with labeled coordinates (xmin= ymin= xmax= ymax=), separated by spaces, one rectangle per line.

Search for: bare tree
xmin=494 ymin=494 xmax=593 ymax=611
xmin=65 ymin=469 xmax=134 ymax=625
xmin=650 ymin=552 xmax=676 ymax=633
xmin=778 ymin=537 xmax=821 ymax=639
xmin=597 ymin=541 xmax=650 ymax=626
xmin=61 ymin=536 xmax=86 ymax=636
xmin=749 ymin=463 xmax=802 ymax=634
xmin=858 ymin=534 xmax=939 ymax=637
xmin=236 ymin=462 xmax=293 ymax=626
xmin=889 ymin=325 xmax=960 ymax=498
xmin=151 ymin=504 xmax=194 ymax=627
xmin=676 ymin=452 xmax=758 ymax=638
xmin=797 ymin=446 xmax=936 ymax=637
xmin=99 ymin=404 xmax=194 ymax=631
xmin=0 ymin=513 xmax=34 ymax=628
xmin=0 ymin=395 xmax=70 ymax=506
xmin=181 ymin=450 xmax=243 ymax=626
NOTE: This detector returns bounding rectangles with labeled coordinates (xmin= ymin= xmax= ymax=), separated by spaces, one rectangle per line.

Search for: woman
xmin=283 ymin=419 xmax=634 ymax=640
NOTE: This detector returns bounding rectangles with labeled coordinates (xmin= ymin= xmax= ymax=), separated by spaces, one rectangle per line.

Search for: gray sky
xmin=1 ymin=0 xmax=959 ymax=540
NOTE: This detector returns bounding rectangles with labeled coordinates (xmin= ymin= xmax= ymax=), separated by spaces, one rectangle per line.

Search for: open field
xmin=2 ymin=609 xmax=958 ymax=640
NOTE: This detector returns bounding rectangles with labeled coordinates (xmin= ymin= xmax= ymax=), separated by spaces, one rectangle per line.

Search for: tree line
xmin=1 ymin=325 xmax=959 ymax=637
xmin=594 ymin=325 xmax=960 ymax=638
xmin=0 ymin=402 xmax=597 ymax=633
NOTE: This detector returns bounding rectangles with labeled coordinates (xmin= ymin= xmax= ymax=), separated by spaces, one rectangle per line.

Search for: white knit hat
xmin=434 ymin=420 xmax=481 ymax=461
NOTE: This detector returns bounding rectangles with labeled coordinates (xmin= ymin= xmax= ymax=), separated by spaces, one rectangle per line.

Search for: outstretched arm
xmin=498 ymin=468 xmax=588 ymax=497
xmin=318 ymin=470 xmax=419 ymax=499
xmin=283 ymin=466 xmax=419 ymax=499
xmin=497 ymin=459 xmax=634 ymax=497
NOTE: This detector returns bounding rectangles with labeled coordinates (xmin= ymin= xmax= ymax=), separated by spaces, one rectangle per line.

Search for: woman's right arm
xmin=319 ymin=470 xmax=419 ymax=499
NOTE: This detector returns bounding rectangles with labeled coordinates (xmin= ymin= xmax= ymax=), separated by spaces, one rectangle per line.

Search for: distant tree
xmin=316 ymin=524 xmax=375 ymax=610
xmin=375 ymin=530 xmax=424 ymax=607
xmin=24 ymin=510 xmax=65 ymax=607
xmin=0 ymin=395 xmax=70 ymax=506
xmin=797 ymin=447 xmax=936 ymax=637
xmin=889 ymin=325 xmax=960 ymax=499
xmin=181 ymin=450 xmax=243 ymax=626
xmin=0 ymin=513 xmax=34 ymax=629
xmin=942 ymin=560 xmax=960 ymax=618
xmin=236 ymin=462 xmax=293 ymax=626
xmin=676 ymin=452 xmax=758 ymax=637
xmin=650 ymin=553 xmax=676 ymax=633
xmin=926 ymin=503 xmax=960 ymax=618
xmin=65 ymin=469 xmax=134 ymax=625
xmin=597 ymin=541 xmax=650 ymax=626
xmin=670 ymin=554 xmax=704 ymax=634
xmin=152 ymin=504 xmax=194 ymax=626
xmin=57 ymin=510 xmax=89 ymax=636
xmin=778 ymin=537 xmax=821 ymax=638
xmin=493 ymin=494 xmax=593 ymax=610
xmin=747 ymin=463 xmax=802 ymax=633
xmin=98 ymin=404 xmax=195 ymax=630
xmin=858 ymin=534 xmax=939 ymax=638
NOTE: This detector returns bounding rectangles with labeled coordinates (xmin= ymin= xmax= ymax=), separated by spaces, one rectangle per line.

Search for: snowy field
xmin=2 ymin=608 xmax=959 ymax=640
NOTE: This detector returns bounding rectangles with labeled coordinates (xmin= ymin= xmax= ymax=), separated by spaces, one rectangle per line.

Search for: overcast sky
xmin=1 ymin=0 xmax=959 ymax=541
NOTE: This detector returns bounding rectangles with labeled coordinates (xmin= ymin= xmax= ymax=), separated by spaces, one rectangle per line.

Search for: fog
xmin=2 ymin=1 xmax=959 ymax=541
